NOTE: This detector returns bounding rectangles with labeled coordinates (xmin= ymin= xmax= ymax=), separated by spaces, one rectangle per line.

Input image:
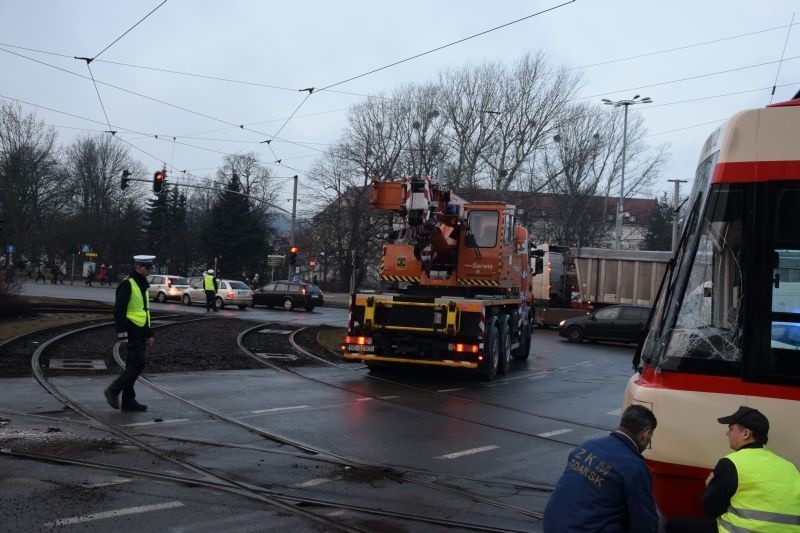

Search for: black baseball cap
xmin=717 ymin=406 xmax=769 ymax=435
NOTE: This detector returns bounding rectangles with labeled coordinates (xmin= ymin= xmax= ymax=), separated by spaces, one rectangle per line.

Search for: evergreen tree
xmin=642 ymin=192 xmax=673 ymax=251
xmin=203 ymin=174 xmax=266 ymax=278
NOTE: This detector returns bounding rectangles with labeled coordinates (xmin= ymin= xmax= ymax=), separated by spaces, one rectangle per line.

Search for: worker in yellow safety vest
xmin=104 ymin=255 xmax=155 ymax=412
xmin=203 ymin=269 xmax=219 ymax=312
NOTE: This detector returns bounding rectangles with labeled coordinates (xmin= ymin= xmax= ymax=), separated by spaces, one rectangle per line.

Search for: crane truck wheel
xmin=566 ymin=326 xmax=584 ymax=343
xmin=481 ymin=317 xmax=500 ymax=380
xmin=513 ymin=320 xmax=532 ymax=361
xmin=498 ymin=315 xmax=512 ymax=375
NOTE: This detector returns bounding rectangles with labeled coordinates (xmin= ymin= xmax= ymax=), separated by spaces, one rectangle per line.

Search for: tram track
xmin=4 ymin=317 xmax=545 ymax=531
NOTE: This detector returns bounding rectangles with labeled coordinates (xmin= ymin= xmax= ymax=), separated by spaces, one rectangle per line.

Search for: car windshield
xmin=228 ymin=281 xmax=249 ymax=289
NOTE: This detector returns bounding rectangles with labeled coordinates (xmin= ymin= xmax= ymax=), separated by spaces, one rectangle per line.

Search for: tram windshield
xmin=641 ymin=158 xmax=744 ymax=371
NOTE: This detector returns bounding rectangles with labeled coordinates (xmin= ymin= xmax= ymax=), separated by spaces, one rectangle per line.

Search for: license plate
xmin=347 ymin=344 xmax=375 ymax=352
xmin=310 ymin=295 xmax=319 ymax=299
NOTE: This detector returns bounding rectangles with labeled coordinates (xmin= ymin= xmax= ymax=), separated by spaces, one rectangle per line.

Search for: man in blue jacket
xmin=543 ymin=404 xmax=660 ymax=532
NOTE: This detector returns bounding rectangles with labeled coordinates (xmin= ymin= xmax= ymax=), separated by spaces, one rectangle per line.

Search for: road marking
xmin=436 ymin=445 xmax=498 ymax=459
xmin=607 ymin=408 xmax=621 ymax=416
xmin=293 ymin=478 xmax=331 ymax=488
xmin=122 ymin=419 xmax=189 ymax=427
xmin=43 ymin=501 xmax=184 ymax=527
xmin=531 ymin=374 xmax=549 ymax=380
xmin=356 ymin=397 xmax=373 ymax=402
xmin=251 ymin=405 xmax=308 ymax=414
xmin=437 ymin=388 xmax=465 ymax=392
xmin=81 ymin=478 xmax=133 ymax=488
xmin=575 ymin=360 xmax=594 ymax=366
xmin=379 ymin=395 xmax=399 ymax=400
xmin=537 ymin=429 xmax=573 ymax=438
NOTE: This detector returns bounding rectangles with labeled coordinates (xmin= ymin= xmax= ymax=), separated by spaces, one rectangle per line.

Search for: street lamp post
xmin=601 ymin=95 xmax=652 ymax=249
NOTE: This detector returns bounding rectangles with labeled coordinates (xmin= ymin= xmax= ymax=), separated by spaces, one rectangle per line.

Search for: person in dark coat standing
xmin=203 ymin=269 xmax=218 ymax=312
xmin=543 ymin=404 xmax=661 ymax=533
xmin=104 ymin=255 xmax=155 ymax=412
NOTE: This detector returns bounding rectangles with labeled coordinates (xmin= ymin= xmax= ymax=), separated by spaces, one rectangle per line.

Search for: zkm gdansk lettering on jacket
xmin=569 ymin=447 xmax=614 ymax=488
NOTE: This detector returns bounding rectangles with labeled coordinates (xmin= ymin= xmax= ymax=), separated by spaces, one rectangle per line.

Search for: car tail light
xmin=167 ymin=279 xmax=172 ymax=287
xmin=301 ymin=287 xmax=306 ymax=294
xmin=226 ymin=291 xmax=235 ymax=298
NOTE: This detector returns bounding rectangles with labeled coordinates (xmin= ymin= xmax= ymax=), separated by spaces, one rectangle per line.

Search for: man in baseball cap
xmin=679 ymin=406 xmax=800 ymax=533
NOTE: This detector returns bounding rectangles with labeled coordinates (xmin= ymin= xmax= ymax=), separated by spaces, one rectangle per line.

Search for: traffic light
xmin=121 ymin=169 xmax=131 ymax=190
xmin=153 ymin=170 xmax=166 ymax=193
xmin=289 ymin=246 xmax=298 ymax=265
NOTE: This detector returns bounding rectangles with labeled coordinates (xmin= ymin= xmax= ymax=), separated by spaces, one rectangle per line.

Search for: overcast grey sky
xmin=1 ymin=1 xmax=798 ymax=207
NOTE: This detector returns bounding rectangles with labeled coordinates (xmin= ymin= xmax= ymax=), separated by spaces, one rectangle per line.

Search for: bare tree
xmin=0 ymin=103 xmax=64 ymax=261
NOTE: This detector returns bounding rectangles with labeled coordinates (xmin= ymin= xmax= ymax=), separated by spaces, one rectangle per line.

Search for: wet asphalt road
xmin=5 ymin=282 xmax=640 ymax=532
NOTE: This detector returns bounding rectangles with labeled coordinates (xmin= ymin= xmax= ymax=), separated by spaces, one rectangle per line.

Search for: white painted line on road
xmin=81 ymin=478 xmax=133 ymax=488
xmin=436 ymin=445 xmax=498 ymax=459
xmin=293 ymin=478 xmax=331 ymax=488
xmin=43 ymin=501 xmax=184 ymax=527
xmin=251 ymin=405 xmax=309 ymax=414
xmin=437 ymin=388 xmax=465 ymax=392
xmin=531 ymin=374 xmax=549 ymax=380
xmin=537 ymin=429 xmax=573 ymax=438
xmin=122 ymin=418 xmax=189 ymax=427
xmin=607 ymin=408 xmax=621 ymax=416
xmin=575 ymin=360 xmax=594 ymax=366
xmin=356 ymin=397 xmax=373 ymax=402
xmin=379 ymin=395 xmax=399 ymax=400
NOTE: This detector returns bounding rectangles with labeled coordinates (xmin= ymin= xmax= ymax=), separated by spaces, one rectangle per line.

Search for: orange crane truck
xmin=342 ymin=176 xmax=534 ymax=380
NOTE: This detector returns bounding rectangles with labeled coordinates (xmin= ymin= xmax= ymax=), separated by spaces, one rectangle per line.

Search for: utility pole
xmin=667 ymin=179 xmax=688 ymax=251
xmin=288 ymin=175 xmax=298 ymax=280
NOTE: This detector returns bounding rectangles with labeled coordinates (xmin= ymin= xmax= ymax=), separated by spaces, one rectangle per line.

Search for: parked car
xmin=146 ymin=274 xmax=191 ymax=303
xmin=181 ymin=279 xmax=253 ymax=309
xmin=558 ymin=304 xmax=651 ymax=344
xmin=252 ymin=281 xmax=324 ymax=311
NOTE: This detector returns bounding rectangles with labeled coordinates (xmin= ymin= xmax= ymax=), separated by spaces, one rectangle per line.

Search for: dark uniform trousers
xmin=108 ymin=320 xmax=147 ymax=404
xmin=205 ymin=290 xmax=216 ymax=311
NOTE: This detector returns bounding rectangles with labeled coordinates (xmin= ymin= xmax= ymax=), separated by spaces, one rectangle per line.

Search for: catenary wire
xmin=92 ymin=0 xmax=168 ymax=61
xmin=315 ymin=0 xmax=575 ymax=92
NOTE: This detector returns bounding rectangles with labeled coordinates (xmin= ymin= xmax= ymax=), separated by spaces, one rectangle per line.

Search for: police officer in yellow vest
xmin=702 ymin=406 xmax=800 ymax=532
xmin=203 ymin=269 xmax=218 ymax=312
xmin=104 ymin=255 xmax=155 ymax=412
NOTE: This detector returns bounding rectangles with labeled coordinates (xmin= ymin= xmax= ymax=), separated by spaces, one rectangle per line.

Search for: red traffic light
xmin=153 ymin=170 xmax=166 ymax=193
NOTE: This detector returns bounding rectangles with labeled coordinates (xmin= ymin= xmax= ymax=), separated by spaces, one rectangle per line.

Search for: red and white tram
xmin=623 ymin=90 xmax=800 ymax=518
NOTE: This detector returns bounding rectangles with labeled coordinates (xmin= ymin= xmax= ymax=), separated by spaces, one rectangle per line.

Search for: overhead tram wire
xmin=570 ymin=21 xmax=800 ymax=71
xmin=314 ymin=0 xmax=575 ymax=93
xmin=91 ymin=0 xmax=168 ymax=61
xmin=580 ymin=55 xmax=800 ymax=102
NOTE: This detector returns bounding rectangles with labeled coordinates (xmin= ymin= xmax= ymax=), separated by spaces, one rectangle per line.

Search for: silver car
xmin=181 ymin=279 xmax=253 ymax=309
xmin=146 ymin=274 xmax=191 ymax=303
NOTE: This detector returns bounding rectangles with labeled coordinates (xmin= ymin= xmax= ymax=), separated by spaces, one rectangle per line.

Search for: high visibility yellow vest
xmin=126 ymin=277 xmax=150 ymax=327
xmin=203 ymin=273 xmax=215 ymax=291
xmin=718 ymin=447 xmax=800 ymax=532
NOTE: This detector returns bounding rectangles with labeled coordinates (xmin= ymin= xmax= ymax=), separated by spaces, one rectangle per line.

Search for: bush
xmin=0 ymin=271 xmax=35 ymax=318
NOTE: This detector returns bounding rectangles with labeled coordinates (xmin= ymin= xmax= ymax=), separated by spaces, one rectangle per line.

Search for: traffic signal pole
xmin=288 ymin=174 xmax=298 ymax=279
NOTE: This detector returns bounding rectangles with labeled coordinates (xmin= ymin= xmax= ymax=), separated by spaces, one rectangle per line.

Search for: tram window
xmin=769 ymin=248 xmax=800 ymax=378
xmin=776 ymin=189 xmax=800 ymax=241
